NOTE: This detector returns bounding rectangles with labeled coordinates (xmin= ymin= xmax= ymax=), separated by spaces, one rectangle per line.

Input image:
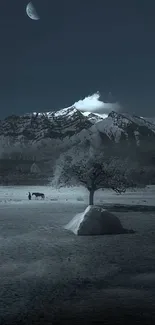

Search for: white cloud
xmin=73 ymin=92 xmax=121 ymax=115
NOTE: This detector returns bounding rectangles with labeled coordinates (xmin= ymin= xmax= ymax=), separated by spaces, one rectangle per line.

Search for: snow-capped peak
xmin=30 ymin=106 xmax=107 ymax=124
xmin=52 ymin=106 xmax=77 ymax=117
xmin=32 ymin=106 xmax=77 ymax=118
xmin=82 ymin=111 xmax=107 ymax=119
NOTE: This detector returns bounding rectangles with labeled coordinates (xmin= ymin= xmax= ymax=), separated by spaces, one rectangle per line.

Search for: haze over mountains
xmin=0 ymin=92 xmax=155 ymax=185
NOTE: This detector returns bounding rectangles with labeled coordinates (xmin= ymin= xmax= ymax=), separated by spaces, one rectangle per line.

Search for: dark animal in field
xmin=32 ymin=192 xmax=45 ymax=199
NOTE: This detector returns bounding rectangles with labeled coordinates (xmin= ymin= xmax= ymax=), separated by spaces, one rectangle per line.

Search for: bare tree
xmin=54 ymin=154 xmax=138 ymax=205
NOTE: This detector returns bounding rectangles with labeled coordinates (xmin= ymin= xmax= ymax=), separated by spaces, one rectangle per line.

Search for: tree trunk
xmin=89 ymin=189 xmax=95 ymax=205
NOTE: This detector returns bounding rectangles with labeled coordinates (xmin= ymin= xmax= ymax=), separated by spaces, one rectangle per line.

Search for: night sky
xmin=0 ymin=0 xmax=155 ymax=118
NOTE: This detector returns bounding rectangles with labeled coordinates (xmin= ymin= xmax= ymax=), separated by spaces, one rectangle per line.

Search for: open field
xmin=0 ymin=186 xmax=155 ymax=324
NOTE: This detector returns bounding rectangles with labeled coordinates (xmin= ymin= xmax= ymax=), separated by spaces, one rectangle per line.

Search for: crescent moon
xmin=26 ymin=2 xmax=40 ymax=20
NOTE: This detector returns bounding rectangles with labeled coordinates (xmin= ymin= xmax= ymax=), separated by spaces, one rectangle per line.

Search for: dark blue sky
xmin=0 ymin=0 xmax=155 ymax=118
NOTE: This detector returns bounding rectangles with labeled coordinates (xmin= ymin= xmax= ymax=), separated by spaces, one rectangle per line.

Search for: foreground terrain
xmin=0 ymin=186 xmax=155 ymax=324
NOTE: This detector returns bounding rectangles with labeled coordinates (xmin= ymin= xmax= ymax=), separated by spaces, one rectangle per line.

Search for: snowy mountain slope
xmin=0 ymin=107 xmax=92 ymax=147
xmin=92 ymin=111 xmax=155 ymax=145
xmin=82 ymin=111 xmax=107 ymax=123
xmin=0 ymin=107 xmax=106 ymax=165
xmin=0 ymin=107 xmax=155 ymax=160
xmin=1 ymin=106 xmax=155 ymax=184
xmin=141 ymin=117 xmax=155 ymax=125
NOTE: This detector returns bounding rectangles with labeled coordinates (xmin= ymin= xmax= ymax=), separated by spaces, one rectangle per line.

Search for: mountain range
xmin=0 ymin=106 xmax=155 ymax=150
xmin=0 ymin=106 xmax=155 ymax=184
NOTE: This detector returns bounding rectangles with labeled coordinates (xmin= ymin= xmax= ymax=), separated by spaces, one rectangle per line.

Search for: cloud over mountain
xmin=73 ymin=92 xmax=121 ymax=115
